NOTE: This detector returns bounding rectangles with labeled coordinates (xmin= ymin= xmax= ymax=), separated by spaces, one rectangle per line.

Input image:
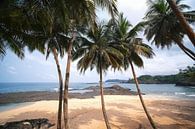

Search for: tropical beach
xmin=0 ymin=95 xmax=195 ymax=129
xmin=0 ymin=0 xmax=195 ymax=129
xmin=0 ymin=83 xmax=195 ymax=129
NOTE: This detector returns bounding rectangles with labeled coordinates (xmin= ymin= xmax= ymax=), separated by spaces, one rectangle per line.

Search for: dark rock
xmin=84 ymin=84 xmax=143 ymax=95
xmin=0 ymin=118 xmax=54 ymax=129
xmin=0 ymin=85 xmax=142 ymax=104
xmin=175 ymin=82 xmax=195 ymax=86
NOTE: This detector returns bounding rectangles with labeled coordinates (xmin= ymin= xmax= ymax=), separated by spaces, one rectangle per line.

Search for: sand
xmin=0 ymin=95 xmax=195 ymax=129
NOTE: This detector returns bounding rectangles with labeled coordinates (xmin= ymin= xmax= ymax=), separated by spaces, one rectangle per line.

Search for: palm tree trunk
xmin=173 ymin=39 xmax=195 ymax=60
xmin=99 ymin=56 xmax=112 ymax=129
xmin=63 ymin=33 xmax=75 ymax=129
xmin=52 ymin=48 xmax=63 ymax=129
xmin=166 ymin=0 xmax=195 ymax=46
xmin=176 ymin=41 xmax=195 ymax=60
xmin=129 ymin=60 xmax=157 ymax=129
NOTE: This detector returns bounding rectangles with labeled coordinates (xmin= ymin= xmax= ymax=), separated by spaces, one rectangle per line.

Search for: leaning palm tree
xmin=24 ymin=2 xmax=71 ymax=128
xmin=0 ymin=1 xmax=69 ymax=128
xmin=144 ymin=0 xmax=195 ymax=60
xmin=166 ymin=0 xmax=195 ymax=45
xmin=62 ymin=1 xmax=118 ymax=128
xmin=125 ymin=41 xmax=156 ymax=129
xmin=112 ymin=13 xmax=157 ymax=129
xmin=73 ymin=23 xmax=124 ymax=129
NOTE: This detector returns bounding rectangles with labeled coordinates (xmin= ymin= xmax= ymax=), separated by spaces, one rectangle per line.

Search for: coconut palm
xmin=0 ymin=1 xmax=68 ymax=128
xmin=0 ymin=0 xmax=28 ymax=59
xmin=7 ymin=1 xmax=95 ymax=129
xmin=73 ymin=23 xmax=123 ymax=129
xmin=23 ymin=2 xmax=72 ymax=128
xmin=166 ymin=0 xmax=195 ymax=45
xmin=125 ymin=42 xmax=156 ymax=129
xmin=62 ymin=1 xmax=118 ymax=128
xmin=1 ymin=0 xmax=118 ymax=128
xmin=144 ymin=0 xmax=195 ymax=60
xmin=112 ymin=13 xmax=157 ymax=129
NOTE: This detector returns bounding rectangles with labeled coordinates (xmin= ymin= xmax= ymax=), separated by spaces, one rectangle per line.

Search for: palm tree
xmin=1 ymin=1 xmax=119 ymax=128
xmin=25 ymin=2 xmax=72 ymax=128
xmin=144 ymin=0 xmax=195 ymax=60
xmin=127 ymin=43 xmax=156 ymax=129
xmin=62 ymin=1 xmax=118 ymax=128
xmin=46 ymin=41 xmax=67 ymax=129
xmin=0 ymin=0 xmax=27 ymax=59
xmin=166 ymin=0 xmax=195 ymax=45
xmin=73 ymin=23 xmax=124 ymax=129
xmin=0 ymin=1 xmax=69 ymax=128
xmin=112 ymin=13 xmax=157 ymax=129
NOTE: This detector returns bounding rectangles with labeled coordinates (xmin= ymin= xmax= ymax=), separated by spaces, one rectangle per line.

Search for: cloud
xmin=7 ymin=66 xmax=17 ymax=74
xmin=26 ymin=53 xmax=54 ymax=67
xmin=35 ymin=73 xmax=57 ymax=81
xmin=1 ymin=0 xmax=194 ymax=83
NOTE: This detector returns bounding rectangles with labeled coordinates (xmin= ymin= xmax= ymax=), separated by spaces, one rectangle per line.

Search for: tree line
xmin=128 ymin=64 xmax=195 ymax=86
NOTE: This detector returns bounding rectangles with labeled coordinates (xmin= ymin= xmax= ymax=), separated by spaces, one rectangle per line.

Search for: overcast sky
xmin=0 ymin=0 xmax=194 ymax=83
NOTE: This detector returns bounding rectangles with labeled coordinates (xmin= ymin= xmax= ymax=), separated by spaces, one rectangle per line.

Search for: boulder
xmin=0 ymin=118 xmax=54 ymax=129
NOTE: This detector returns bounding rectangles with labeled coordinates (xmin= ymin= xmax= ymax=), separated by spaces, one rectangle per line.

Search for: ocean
xmin=0 ymin=82 xmax=195 ymax=99
xmin=0 ymin=82 xmax=195 ymax=112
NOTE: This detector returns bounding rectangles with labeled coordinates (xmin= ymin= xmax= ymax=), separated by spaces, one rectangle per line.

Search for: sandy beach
xmin=0 ymin=95 xmax=195 ymax=129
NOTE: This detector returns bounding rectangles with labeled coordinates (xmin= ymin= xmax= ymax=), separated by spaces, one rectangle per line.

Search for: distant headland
xmin=106 ymin=65 xmax=195 ymax=86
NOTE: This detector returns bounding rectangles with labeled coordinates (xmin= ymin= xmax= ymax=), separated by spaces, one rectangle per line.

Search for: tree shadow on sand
xmin=68 ymin=107 xmax=152 ymax=129
xmin=67 ymin=100 xmax=195 ymax=129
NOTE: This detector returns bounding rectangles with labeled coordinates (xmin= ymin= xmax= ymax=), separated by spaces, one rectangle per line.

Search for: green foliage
xmin=144 ymin=0 xmax=194 ymax=49
xmin=177 ymin=64 xmax=195 ymax=84
xmin=0 ymin=0 xmax=119 ymax=60
xmin=128 ymin=64 xmax=195 ymax=85
xmin=73 ymin=22 xmax=124 ymax=74
xmin=112 ymin=13 xmax=155 ymax=69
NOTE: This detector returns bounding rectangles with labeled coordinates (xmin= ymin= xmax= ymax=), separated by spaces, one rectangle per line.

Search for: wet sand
xmin=0 ymin=95 xmax=195 ymax=129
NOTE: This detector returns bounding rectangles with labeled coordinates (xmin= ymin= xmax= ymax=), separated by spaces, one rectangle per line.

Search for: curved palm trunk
xmin=173 ymin=39 xmax=195 ymax=60
xmin=52 ymin=48 xmax=63 ymax=129
xmin=176 ymin=41 xmax=195 ymax=60
xmin=63 ymin=34 xmax=76 ymax=129
xmin=99 ymin=57 xmax=112 ymax=129
xmin=129 ymin=60 xmax=157 ymax=129
xmin=166 ymin=0 xmax=195 ymax=46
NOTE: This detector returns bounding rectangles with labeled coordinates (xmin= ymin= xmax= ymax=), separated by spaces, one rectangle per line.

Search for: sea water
xmin=0 ymin=82 xmax=195 ymax=99
xmin=0 ymin=82 xmax=195 ymax=112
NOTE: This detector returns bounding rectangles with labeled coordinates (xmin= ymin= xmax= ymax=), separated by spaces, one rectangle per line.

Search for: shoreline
xmin=1 ymin=94 xmax=194 ymax=112
xmin=0 ymin=90 xmax=194 ymax=106
xmin=0 ymin=85 xmax=140 ymax=105
xmin=0 ymin=95 xmax=195 ymax=129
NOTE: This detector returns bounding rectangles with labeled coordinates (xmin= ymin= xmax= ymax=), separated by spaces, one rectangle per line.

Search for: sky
xmin=0 ymin=0 xmax=194 ymax=83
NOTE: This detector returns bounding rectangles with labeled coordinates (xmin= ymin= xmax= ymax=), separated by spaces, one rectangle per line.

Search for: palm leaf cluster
xmin=73 ymin=13 xmax=156 ymax=129
xmin=73 ymin=23 xmax=124 ymax=73
xmin=144 ymin=0 xmax=195 ymax=60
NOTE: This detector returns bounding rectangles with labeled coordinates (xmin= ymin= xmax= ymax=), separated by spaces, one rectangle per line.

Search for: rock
xmin=0 ymin=118 xmax=54 ymax=129
xmin=175 ymin=82 xmax=195 ymax=86
xmin=22 ymin=122 xmax=32 ymax=129
xmin=84 ymin=84 xmax=142 ymax=95
xmin=109 ymin=85 xmax=130 ymax=90
xmin=84 ymin=86 xmax=99 ymax=91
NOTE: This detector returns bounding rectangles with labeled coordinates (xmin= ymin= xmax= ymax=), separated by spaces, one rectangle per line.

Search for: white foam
xmin=186 ymin=94 xmax=195 ymax=97
xmin=53 ymin=88 xmax=58 ymax=92
xmin=69 ymin=89 xmax=93 ymax=94
xmin=175 ymin=92 xmax=186 ymax=95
